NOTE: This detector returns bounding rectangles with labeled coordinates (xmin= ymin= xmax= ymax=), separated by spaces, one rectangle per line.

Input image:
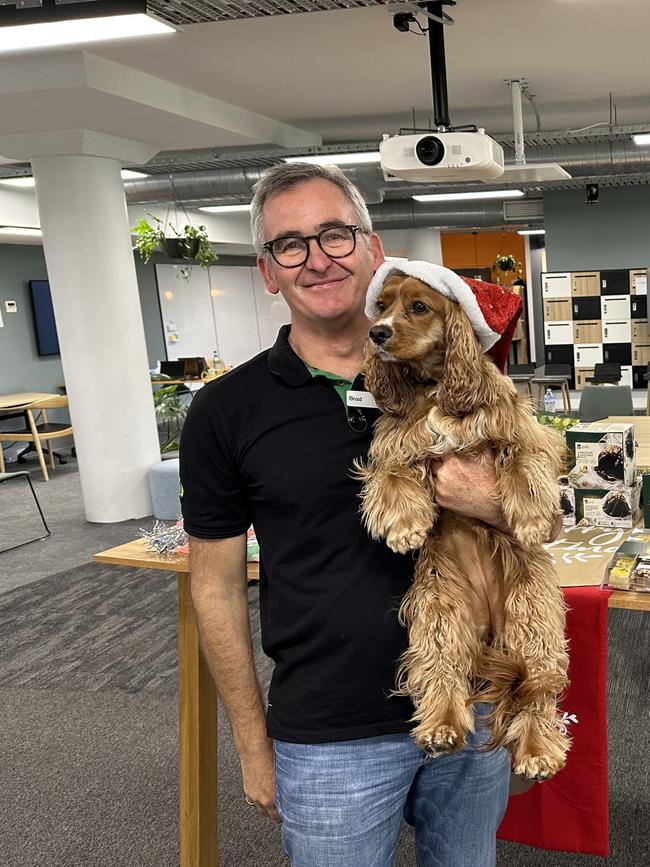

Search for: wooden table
xmin=94 ymin=539 xmax=258 ymax=867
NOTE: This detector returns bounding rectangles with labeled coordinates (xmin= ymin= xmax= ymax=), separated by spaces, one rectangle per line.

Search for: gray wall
xmin=544 ymin=187 xmax=650 ymax=272
xmin=0 ymin=245 xmax=259 ymax=397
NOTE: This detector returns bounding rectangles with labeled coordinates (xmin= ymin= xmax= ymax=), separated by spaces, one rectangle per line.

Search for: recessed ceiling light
xmin=632 ymin=132 xmax=650 ymax=146
xmin=283 ymin=152 xmax=381 ymax=166
xmin=412 ymin=190 xmax=524 ymax=202
xmin=199 ymin=205 xmax=252 ymax=213
xmin=0 ymin=14 xmax=175 ymax=53
xmin=517 ymin=229 xmax=546 ymax=235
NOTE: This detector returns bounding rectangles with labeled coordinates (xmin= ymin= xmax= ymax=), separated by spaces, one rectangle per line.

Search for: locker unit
xmin=599 ymin=269 xmax=629 ymax=295
xmin=602 ymin=343 xmax=632 ymax=365
xmin=545 ymin=321 xmax=573 ymax=345
xmin=574 ymin=344 xmax=603 ymax=368
xmin=633 ymin=366 xmax=649 ymax=389
xmin=571 ymin=272 xmax=600 ymax=296
xmin=620 ymin=365 xmax=633 ymax=388
xmin=602 ymin=320 xmax=631 ymax=344
xmin=573 ymin=321 xmax=601 ymax=343
xmin=630 ymin=269 xmax=647 ymax=295
xmin=632 ymin=320 xmax=648 ymax=345
xmin=572 ymin=296 xmax=602 ymax=320
xmin=544 ymin=299 xmax=573 ymax=321
xmin=574 ymin=368 xmax=595 ymax=391
xmin=631 ymin=296 xmax=647 ymax=319
xmin=542 ymin=272 xmax=571 ymax=298
xmin=601 ymin=295 xmax=630 ymax=319
xmin=541 ymin=268 xmax=647 ymax=390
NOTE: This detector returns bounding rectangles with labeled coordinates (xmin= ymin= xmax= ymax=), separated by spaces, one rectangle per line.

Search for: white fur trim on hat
xmin=365 ymin=258 xmax=500 ymax=352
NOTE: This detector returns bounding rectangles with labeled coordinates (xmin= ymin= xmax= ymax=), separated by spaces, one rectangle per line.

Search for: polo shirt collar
xmin=267 ymin=324 xmax=312 ymax=387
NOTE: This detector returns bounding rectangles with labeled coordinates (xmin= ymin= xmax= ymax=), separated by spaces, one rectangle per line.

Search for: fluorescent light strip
xmin=518 ymin=229 xmax=546 ymax=236
xmin=632 ymin=132 xmax=650 ymax=146
xmin=0 ymin=169 xmax=148 ymax=188
xmin=0 ymin=226 xmax=42 ymax=236
xmin=413 ymin=190 xmax=524 ymax=203
xmin=199 ymin=204 xmax=252 ymax=213
xmin=0 ymin=14 xmax=174 ymax=53
xmin=283 ymin=152 xmax=381 ymax=166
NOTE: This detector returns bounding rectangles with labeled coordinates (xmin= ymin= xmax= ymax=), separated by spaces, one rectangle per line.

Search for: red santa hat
xmin=365 ymin=258 xmax=523 ymax=372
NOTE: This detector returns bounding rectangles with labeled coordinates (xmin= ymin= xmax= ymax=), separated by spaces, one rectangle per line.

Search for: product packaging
xmin=566 ymin=422 xmax=636 ymax=489
xmin=602 ymin=529 xmax=650 ymax=592
xmin=558 ymin=476 xmax=576 ymax=527
xmin=574 ymin=476 xmax=642 ymax=529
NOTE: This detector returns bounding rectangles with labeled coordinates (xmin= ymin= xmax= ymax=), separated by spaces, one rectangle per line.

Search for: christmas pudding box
xmin=574 ymin=476 xmax=642 ymax=528
xmin=566 ymin=422 xmax=636 ymax=489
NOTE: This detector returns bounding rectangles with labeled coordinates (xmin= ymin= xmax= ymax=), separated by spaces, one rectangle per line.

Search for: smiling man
xmin=179 ymin=163 xmax=513 ymax=867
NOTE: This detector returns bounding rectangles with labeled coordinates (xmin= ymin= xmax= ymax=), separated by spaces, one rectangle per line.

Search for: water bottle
xmin=543 ymin=388 xmax=556 ymax=414
xmin=212 ymin=349 xmax=221 ymax=371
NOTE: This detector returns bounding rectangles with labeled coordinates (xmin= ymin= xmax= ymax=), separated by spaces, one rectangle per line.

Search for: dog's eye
xmin=411 ymin=301 xmax=428 ymax=314
xmin=376 ymin=301 xmax=386 ymax=312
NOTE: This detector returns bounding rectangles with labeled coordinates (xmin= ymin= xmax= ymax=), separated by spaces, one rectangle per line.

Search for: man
xmin=180 ymin=163 xmax=521 ymax=866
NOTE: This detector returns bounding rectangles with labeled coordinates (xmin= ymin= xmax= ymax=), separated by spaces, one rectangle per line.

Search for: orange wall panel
xmin=441 ymin=231 xmax=526 ymax=282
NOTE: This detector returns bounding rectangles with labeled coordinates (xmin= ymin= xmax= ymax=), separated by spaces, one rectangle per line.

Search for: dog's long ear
xmin=363 ymin=341 xmax=417 ymax=415
xmin=437 ymin=303 xmax=492 ymax=416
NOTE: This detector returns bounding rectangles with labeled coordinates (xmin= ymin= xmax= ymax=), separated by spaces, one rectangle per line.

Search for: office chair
xmin=578 ymin=384 xmax=634 ymax=421
xmin=0 ymin=395 xmax=74 ymax=481
xmin=586 ymin=362 xmax=622 ymax=385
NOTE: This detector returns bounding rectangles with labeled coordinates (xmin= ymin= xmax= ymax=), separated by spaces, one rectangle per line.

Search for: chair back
xmin=579 ymin=384 xmax=634 ymax=420
xmin=589 ymin=362 xmax=622 ymax=384
xmin=538 ymin=364 xmax=571 ymax=379
xmin=508 ymin=363 xmax=535 ymax=375
xmin=26 ymin=395 xmax=69 ymax=410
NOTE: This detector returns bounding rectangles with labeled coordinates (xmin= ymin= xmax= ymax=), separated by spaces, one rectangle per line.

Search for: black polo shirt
xmin=179 ymin=325 xmax=414 ymax=743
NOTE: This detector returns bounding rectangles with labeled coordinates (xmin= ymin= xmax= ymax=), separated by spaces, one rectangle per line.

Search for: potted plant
xmin=153 ymin=384 xmax=189 ymax=453
xmin=132 ymin=214 xmax=219 ymax=272
xmin=494 ymin=253 xmax=516 ymax=273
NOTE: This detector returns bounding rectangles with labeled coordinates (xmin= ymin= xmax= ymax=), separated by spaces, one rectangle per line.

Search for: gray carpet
xmin=0 ymin=560 xmax=648 ymax=866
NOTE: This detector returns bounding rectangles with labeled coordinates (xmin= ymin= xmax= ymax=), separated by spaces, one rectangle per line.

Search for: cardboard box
xmin=566 ymin=422 xmax=636 ymax=489
xmin=558 ymin=478 xmax=576 ymax=527
xmin=574 ymin=477 xmax=642 ymax=528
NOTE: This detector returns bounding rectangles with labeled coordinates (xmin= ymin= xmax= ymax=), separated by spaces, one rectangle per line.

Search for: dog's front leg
xmin=358 ymin=460 xmax=438 ymax=554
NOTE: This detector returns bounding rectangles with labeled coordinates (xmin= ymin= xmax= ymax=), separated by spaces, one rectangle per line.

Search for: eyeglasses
xmin=263 ymin=224 xmax=362 ymax=268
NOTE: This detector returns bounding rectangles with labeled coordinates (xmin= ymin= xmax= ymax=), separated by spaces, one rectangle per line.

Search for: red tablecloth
xmin=497 ymin=586 xmax=612 ymax=856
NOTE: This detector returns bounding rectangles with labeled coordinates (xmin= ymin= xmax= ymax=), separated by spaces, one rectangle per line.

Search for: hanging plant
xmin=131 ymin=177 xmax=218 ymax=277
xmin=494 ymin=253 xmax=516 ymax=273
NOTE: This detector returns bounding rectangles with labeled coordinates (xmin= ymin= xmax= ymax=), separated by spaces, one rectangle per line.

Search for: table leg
xmin=178 ymin=572 xmax=218 ymax=867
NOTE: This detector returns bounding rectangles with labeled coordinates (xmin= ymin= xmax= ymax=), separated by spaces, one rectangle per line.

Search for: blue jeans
xmin=274 ymin=708 xmax=510 ymax=867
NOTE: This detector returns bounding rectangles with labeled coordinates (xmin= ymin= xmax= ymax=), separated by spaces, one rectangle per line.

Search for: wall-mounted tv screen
xmin=29 ymin=280 xmax=60 ymax=356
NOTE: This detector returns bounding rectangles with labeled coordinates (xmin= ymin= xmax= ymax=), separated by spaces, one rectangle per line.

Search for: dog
xmin=356 ymin=270 xmax=570 ymax=781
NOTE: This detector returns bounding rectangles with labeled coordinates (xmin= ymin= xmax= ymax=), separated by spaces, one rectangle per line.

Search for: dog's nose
xmin=369 ymin=324 xmax=393 ymax=345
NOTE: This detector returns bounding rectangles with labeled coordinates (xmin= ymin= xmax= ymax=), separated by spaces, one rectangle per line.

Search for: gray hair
xmin=250 ymin=162 xmax=373 ymax=256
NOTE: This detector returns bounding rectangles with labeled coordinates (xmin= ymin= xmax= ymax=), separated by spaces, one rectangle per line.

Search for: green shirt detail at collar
xmin=305 ymin=363 xmax=356 ymax=406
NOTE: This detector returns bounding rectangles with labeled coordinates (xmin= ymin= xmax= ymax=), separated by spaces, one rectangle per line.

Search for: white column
xmin=32 ymin=154 xmax=160 ymax=522
xmin=405 ymin=228 xmax=443 ymax=263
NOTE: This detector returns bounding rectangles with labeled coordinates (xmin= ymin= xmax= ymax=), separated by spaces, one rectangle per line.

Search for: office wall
xmin=544 ymin=187 xmax=650 ymax=272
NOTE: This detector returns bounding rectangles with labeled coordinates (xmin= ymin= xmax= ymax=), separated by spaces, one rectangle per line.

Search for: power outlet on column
xmin=5 ymin=300 xmax=17 ymax=313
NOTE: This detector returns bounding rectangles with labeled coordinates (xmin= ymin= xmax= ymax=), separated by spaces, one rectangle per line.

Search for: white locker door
xmin=541 ymin=273 xmax=572 ymax=298
xmin=574 ymin=344 xmax=604 ymax=367
xmin=602 ymin=320 xmax=631 ymax=343
xmin=601 ymin=295 xmax=631 ymax=319
xmin=620 ymin=366 xmax=633 ymax=388
xmin=251 ymin=270 xmax=291 ymax=349
xmin=156 ymin=264 xmax=215 ymax=361
xmin=209 ymin=266 xmax=262 ymax=369
xmin=545 ymin=321 xmax=573 ymax=345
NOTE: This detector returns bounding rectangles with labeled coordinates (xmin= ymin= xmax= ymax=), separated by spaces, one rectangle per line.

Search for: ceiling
xmin=3 ymin=0 xmax=650 ymax=222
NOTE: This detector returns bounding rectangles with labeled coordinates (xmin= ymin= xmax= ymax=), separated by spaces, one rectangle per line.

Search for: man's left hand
xmin=431 ymin=449 xmax=507 ymax=530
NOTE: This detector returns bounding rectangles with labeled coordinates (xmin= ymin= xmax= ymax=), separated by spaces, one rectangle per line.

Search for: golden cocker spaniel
xmin=357 ymin=271 xmax=570 ymax=781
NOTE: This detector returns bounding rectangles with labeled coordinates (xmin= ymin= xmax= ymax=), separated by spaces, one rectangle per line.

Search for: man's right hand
xmin=240 ymin=737 xmax=282 ymax=823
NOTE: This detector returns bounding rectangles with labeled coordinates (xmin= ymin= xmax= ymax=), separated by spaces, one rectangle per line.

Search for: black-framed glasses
xmin=263 ymin=224 xmax=362 ymax=268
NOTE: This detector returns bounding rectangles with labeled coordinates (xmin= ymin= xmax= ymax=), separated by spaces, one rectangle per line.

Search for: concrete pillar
xmin=32 ymin=154 xmax=160 ymax=522
xmin=405 ymin=227 xmax=443 ymax=263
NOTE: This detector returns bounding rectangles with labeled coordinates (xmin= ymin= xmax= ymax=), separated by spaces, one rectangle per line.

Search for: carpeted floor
xmin=0 ymin=559 xmax=648 ymax=865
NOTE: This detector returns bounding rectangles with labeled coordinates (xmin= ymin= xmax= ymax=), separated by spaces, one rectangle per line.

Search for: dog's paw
xmin=415 ymin=725 xmax=460 ymax=755
xmin=386 ymin=524 xmax=429 ymax=554
xmin=512 ymin=753 xmax=566 ymax=781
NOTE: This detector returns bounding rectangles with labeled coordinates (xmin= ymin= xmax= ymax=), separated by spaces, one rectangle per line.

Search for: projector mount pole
xmin=424 ymin=1 xmax=456 ymax=131
xmin=509 ymin=79 xmax=527 ymax=166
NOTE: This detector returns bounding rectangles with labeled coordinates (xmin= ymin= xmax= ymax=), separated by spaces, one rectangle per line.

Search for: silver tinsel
xmin=140 ymin=520 xmax=188 ymax=557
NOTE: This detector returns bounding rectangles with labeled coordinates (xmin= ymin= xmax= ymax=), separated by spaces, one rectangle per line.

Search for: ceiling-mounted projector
xmin=380 ymin=131 xmax=505 ymax=183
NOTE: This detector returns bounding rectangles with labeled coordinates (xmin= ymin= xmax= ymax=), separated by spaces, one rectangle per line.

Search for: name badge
xmin=347 ymin=390 xmax=378 ymax=409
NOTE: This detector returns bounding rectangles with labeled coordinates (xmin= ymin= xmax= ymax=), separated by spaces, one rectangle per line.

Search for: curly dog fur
xmin=356 ymin=274 xmax=571 ymax=780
